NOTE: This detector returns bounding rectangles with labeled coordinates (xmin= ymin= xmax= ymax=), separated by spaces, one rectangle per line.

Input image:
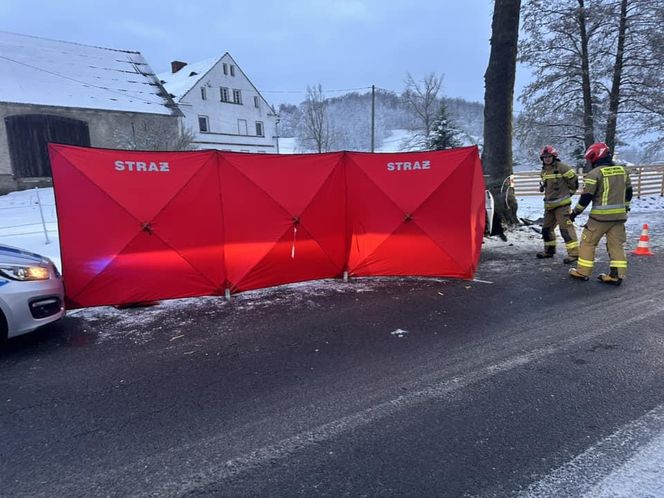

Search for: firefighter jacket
xmin=574 ymin=163 xmax=633 ymax=222
xmin=540 ymin=160 xmax=578 ymax=210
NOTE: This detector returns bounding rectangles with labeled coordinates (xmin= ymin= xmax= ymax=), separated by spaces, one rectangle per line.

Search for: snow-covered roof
xmin=157 ymin=57 xmax=219 ymax=101
xmin=0 ymin=31 xmax=179 ymax=115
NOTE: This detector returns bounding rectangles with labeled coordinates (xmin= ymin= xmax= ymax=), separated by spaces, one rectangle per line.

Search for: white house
xmin=0 ymin=31 xmax=182 ymax=194
xmin=158 ymin=54 xmax=279 ymax=153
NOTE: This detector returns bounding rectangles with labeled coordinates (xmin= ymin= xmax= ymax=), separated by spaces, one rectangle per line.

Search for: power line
xmin=3 ymin=55 xmax=399 ymax=103
xmin=262 ymin=86 xmax=375 ymax=95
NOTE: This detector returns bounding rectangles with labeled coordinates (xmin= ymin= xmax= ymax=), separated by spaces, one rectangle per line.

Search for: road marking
xmin=39 ymin=289 xmax=664 ymax=497
xmin=521 ymin=404 xmax=664 ymax=497
xmin=142 ymin=305 xmax=664 ymax=496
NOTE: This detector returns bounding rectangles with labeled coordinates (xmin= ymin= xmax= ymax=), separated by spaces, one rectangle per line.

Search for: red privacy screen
xmin=49 ymin=144 xmax=485 ymax=308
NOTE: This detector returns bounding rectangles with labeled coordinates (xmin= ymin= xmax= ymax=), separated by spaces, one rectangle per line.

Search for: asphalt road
xmin=1 ymin=244 xmax=663 ymax=497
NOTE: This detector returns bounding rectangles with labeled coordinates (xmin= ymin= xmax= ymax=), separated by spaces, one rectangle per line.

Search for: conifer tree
xmin=427 ymin=102 xmax=461 ymax=150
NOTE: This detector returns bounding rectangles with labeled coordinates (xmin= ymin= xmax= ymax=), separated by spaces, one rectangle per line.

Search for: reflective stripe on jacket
xmin=582 ymin=165 xmax=632 ymax=221
xmin=541 ymin=161 xmax=578 ymax=210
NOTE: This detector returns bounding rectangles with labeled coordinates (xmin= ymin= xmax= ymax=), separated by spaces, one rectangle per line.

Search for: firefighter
xmin=569 ymin=142 xmax=633 ymax=285
xmin=536 ymin=145 xmax=580 ymax=263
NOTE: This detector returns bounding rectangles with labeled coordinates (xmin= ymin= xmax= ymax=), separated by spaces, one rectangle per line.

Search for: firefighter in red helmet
xmin=569 ymin=142 xmax=633 ymax=285
xmin=536 ymin=145 xmax=580 ymax=263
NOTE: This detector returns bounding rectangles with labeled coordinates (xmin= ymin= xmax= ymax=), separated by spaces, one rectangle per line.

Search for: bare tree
xmin=518 ymin=0 xmax=609 ymax=160
xmin=518 ymin=0 xmax=664 ymax=160
xmin=483 ymin=0 xmax=522 ymax=232
xmin=606 ymin=0 xmax=664 ymax=154
xmin=635 ymin=1 xmax=664 ymax=157
xmin=297 ymin=84 xmax=336 ymax=153
xmin=578 ymin=0 xmax=600 ymax=151
xmin=401 ymin=73 xmax=443 ymax=150
xmin=113 ymin=120 xmax=195 ymax=150
xmin=604 ymin=0 xmax=628 ymax=150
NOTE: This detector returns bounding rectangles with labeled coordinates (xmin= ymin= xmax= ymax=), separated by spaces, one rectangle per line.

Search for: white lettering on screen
xmin=386 ymin=160 xmax=431 ymax=172
xmin=114 ymin=160 xmax=170 ymax=172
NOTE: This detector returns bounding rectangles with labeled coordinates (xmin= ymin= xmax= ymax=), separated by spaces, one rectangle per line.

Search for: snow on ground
xmin=375 ymin=129 xmax=414 ymax=152
xmin=1 ymin=186 xmax=662 ymax=327
xmin=278 ymin=136 xmax=297 ymax=154
xmin=0 ymin=187 xmax=61 ymax=269
xmin=1 ymin=187 xmax=662 ymax=276
xmin=278 ymin=129 xmax=415 ymax=154
xmin=3 ymin=186 xmax=661 ymax=343
xmin=2 ymin=185 xmax=664 ymax=491
xmin=484 ymin=194 xmax=664 ymax=257
xmin=65 ymin=278 xmax=410 ymax=344
xmin=522 ymin=403 xmax=664 ymax=497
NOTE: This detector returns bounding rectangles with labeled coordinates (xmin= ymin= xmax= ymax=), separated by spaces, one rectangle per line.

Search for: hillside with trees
xmin=275 ymin=85 xmax=484 ymax=154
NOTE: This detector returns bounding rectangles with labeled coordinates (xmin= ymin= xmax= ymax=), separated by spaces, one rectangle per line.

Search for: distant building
xmin=0 ymin=31 xmax=182 ymax=194
xmin=158 ymin=54 xmax=279 ymax=153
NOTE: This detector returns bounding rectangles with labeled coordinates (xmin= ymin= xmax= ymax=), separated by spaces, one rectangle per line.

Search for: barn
xmin=0 ymin=31 xmax=182 ymax=194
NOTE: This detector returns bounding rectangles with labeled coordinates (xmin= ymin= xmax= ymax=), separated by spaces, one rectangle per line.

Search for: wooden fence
xmin=512 ymin=165 xmax=664 ymax=197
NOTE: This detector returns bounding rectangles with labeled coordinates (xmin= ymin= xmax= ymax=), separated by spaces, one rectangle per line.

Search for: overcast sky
xmin=1 ymin=0 xmax=527 ymax=107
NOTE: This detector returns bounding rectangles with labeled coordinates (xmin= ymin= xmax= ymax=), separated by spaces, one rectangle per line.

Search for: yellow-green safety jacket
xmin=573 ymin=164 xmax=633 ymax=222
xmin=541 ymin=160 xmax=578 ymax=210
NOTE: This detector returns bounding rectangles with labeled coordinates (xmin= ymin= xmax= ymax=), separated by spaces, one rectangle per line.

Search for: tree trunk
xmin=578 ymin=0 xmax=596 ymax=152
xmin=483 ymin=0 xmax=522 ymax=230
xmin=605 ymin=0 xmax=628 ymax=151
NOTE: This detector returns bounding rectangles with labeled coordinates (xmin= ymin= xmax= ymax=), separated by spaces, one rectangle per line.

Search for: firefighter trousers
xmin=576 ymin=218 xmax=628 ymax=278
xmin=541 ymin=205 xmax=579 ymax=256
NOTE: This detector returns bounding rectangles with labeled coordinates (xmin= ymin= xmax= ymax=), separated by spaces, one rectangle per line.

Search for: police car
xmin=0 ymin=244 xmax=65 ymax=340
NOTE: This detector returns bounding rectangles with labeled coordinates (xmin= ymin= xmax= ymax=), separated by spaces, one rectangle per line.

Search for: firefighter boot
xmin=569 ymin=268 xmax=589 ymax=281
xmin=536 ymin=246 xmax=555 ymax=259
xmin=563 ymin=256 xmax=578 ymax=264
xmin=537 ymin=228 xmax=556 ymax=259
xmin=598 ymin=268 xmax=622 ymax=286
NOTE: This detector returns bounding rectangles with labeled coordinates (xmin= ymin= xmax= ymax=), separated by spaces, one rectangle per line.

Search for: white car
xmin=0 ymin=244 xmax=65 ymax=340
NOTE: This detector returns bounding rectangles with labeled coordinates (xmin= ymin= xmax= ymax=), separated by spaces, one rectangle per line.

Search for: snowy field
xmin=279 ymin=129 xmax=416 ymax=154
xmin=484 ymin=192 xmax=664 ymax=256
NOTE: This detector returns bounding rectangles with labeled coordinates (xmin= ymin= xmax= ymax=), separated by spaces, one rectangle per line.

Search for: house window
xmin=198 ymin=115 xmax=209 ymax=132
xmin=230 ymin=65 xmax=235 ymax=77
xmin=233 ymin=89 xmax=242 ymax=104
xmin=256 ymin=121 xmax=264 ymax=136
xmin=254 ymin=96 xmax=260 ymax=108
xmin=201 ymin=87 xmax=207 ymax=100
xmin=220 ymin=87 xmax=229 ymax=102
xmin=237 ymin=119 xmax=248 ymax=135
xmin=223 ymin=63 xmax=228 ymax=75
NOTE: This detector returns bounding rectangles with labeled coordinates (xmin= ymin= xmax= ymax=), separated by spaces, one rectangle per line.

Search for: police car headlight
xmin=0 ymin=264 xmax=50 ymax=281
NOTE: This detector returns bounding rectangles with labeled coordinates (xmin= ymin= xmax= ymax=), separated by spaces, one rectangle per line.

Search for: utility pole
xmin=273 ymin=106 xmax=280 ymax=154
xmin=370 ymin=85 xmax=375 ymax=152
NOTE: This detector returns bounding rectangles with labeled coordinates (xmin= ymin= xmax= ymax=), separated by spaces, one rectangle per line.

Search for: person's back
xmin=582 ymin=158 xmax=630 ymax=222
xmin=569 ymin=143 xmax=632 ymax=285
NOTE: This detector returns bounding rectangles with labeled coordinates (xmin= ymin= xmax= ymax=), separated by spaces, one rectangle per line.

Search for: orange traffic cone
xmin=632 ymin=224 xmax=654 ymax=256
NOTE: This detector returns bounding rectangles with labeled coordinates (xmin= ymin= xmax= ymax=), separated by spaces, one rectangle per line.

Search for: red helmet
xmin=539 ymin=145 xmax=558 ymax=159
xmin=584 ymin=142 xmax=611 ymax=164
